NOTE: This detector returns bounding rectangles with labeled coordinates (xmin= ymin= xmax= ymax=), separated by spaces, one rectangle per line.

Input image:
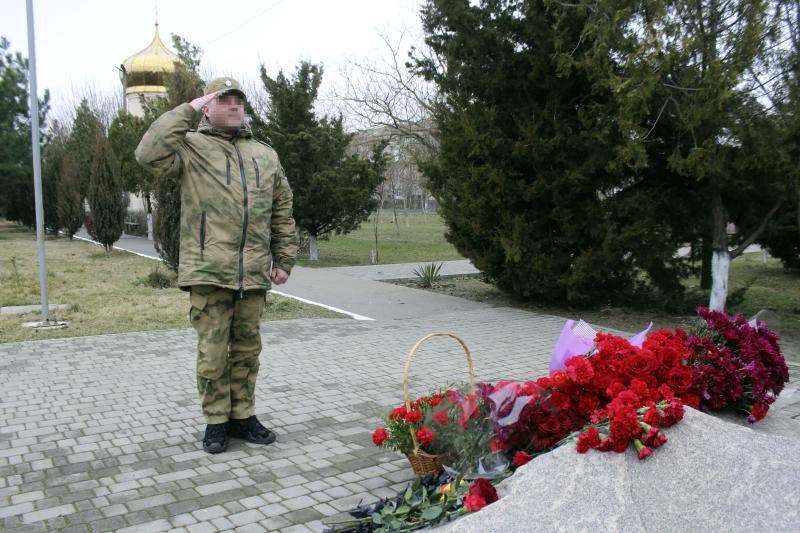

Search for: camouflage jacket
xmin=135 ymin=103 xmax=297 ymax=292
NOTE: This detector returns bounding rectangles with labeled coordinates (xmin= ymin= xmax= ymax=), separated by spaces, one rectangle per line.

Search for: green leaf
xmin=372 ymin=514 xmax=383 ymax=525
xmin=421 ymin=505 xmax=443 ymax=520
xmin=404 ymin=485 xmax=414 ymax=502
xmin=396 ymin=504 xmax=411 ymax=515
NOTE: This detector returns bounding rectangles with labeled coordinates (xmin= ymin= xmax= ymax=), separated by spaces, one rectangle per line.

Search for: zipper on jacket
xmin=253 ymin=158 xmax=260 ymax=188
xmin=233 ymin=138 xmax=249 ymax=296
xmin=200 ymin=211 xmax=206 ymax=260
xmin=225 ymin=154 xmax=232 ymax=186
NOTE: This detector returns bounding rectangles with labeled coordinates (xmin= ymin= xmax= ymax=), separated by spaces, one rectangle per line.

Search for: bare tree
xmin=336 ymin=31 xmax=439 ymax=155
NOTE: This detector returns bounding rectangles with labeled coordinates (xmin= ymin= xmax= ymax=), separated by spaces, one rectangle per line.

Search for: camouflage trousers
xmin=189 ymin=285 xmax=266 ymax=424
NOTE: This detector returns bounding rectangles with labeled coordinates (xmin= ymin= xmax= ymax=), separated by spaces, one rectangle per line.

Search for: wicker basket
xmin=402 ymin=332 xmax=475 ymax=476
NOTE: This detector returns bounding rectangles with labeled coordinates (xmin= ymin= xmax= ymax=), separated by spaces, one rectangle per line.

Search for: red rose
xmin=537 ymin=415 xmax=562 ymax=434
xmin=431 ymin=394 xmax=443 ymax=407
xmin=512 ymin=451 xmax=533 ymax=466
xmin=469 ymin=478 xmax=498 ymax=505
xmin=416 ymin=426 xmax=436 ymax=446
xmin=432 ymin=410 xmax=449 ymax=426
xmin=464 ymin=493 xmax=487 ymax=512
xmin=623 ymin=350 xmax=660 ymax=379
xmin=536 ymin=376 xmax=553 ymax=389
xmin=404 ymin=410 xmax=423 ymax=424
xmin=666 ymin=366 xmax=694 ymax=393
xmin=372 ymin=428 xmax=388 ymax=447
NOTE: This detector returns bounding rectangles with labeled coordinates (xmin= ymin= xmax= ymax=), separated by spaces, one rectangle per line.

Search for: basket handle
xmin=402 ymin=332 xmax=475 ymax=456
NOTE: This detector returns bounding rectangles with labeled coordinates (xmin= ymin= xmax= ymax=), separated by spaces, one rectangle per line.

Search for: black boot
xmin=228 ymin=416 xmax=276 ymax=445
xmin=203 ymin=422 xmax=228 ymax=454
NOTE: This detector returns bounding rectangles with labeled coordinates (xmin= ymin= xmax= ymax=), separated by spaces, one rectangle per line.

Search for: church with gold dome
xmin=119 ymin=23 xmax=180 ymax=117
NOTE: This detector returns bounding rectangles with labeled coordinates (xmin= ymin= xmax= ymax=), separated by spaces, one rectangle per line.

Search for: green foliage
xmin=252 ymin=62 xmax=385 ymax=250
xmin=109 ymin=110 xmax=150 ymax=195
xmin=412 ymin=0 xmax=792 ymax=308
xmin=414 ymin=262 xmax=443 ymax=288
xmin=56 ymin=153 xmax=84 ymax=239
xmin=67 ymin=99 xmax=103 ymax=199
xmin=86 ymin=132 xmax=125 ymax=252
xmin=134 ymin=265 xmax=176 ymax=289
xmin=0 ymin=36 xmax=49 ymax=227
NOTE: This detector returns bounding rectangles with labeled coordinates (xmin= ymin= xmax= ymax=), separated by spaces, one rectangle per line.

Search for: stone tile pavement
xmin=0 ymin=308 xmax=797 ymax=532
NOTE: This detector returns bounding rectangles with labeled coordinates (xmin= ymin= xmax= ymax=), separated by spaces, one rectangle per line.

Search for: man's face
xmin=203 ymin=93 xmax=245 ymax=129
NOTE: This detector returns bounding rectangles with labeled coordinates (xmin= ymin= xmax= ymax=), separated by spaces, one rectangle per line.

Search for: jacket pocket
xmin=225 ymin=153 xmax=231 ymax=186
xmin=252 ymin=158 xmax=260 ymax=188
xmin=199 ymin=211 xmax=207 ymax=259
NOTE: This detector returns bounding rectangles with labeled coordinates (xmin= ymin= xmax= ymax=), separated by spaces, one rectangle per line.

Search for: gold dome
xmin=120 ymin=24 xmax=180 ymax=95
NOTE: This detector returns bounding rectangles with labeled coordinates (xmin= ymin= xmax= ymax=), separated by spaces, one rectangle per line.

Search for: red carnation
xmin=637 ymin=446 xmax=653 ymax=460
xmin=550 ymin=390 xmax=572 ymax=410
xmin=404 ymin=410 xmax=423 ymax=424
xmin=536 ymin=376 xmax=553 ymax=389
xmin=657 ymin=384 xmax=675 ymax=400
xmin=605 ymin=380 xmax=626 ymax=399
xmin=372 ymin=428 xmax=388 ymax=447
xmin=513 ymin=451 xmax=533 ymax=466
xmin=576 ymin=426 xmax=601 ymax=453
xmin=659 ymin=398 xmax=685 ymax=427
xmin=566 ymin=356 xmax=595 ymax=385
xmin=432 ymin=409 xmax=449 ymax=426
xmin=643 ymin=404 xmax=660 ymax=426
xmin=416 ymin=426 xmax=436 ymax=446
xmin=389 ymin=405 xmax=407 ymax=420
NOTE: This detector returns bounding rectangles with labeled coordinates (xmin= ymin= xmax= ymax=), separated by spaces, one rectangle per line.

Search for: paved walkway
xmin=0 ymin=308 xmax=798 ymax=533
xmin=72 ymin=230 xmax=484 ymax=321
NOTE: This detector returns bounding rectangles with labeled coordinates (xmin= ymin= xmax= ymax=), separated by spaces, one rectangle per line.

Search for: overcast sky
xmin=2 ymin=0 xmax=426 ymax=122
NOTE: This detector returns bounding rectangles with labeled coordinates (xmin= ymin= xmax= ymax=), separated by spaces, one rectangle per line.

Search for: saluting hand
xmin=189 ymin=91 xmax=220 ymax=112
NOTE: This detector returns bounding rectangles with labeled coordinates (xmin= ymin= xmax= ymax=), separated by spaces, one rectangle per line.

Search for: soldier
xmin=135 ymin=77 xmax=298 ymax=453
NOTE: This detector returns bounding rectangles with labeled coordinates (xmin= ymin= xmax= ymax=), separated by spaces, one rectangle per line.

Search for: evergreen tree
xmin=56 ymin=153 xmax=84 ymax=240
xmin=67 ymin=99 xmax=103 ymax=200
xmin=412 ymin=0 xmax=691 ymax=305
xmin=86 ymin=130 xmax=125 ymax=252
xmin=253 ymin=62 xmax=385 ymax=260
xmin=0 ymin=37 xmax=49 ymax=227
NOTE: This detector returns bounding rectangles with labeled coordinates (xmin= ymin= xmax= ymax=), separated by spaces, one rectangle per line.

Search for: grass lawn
xmin=296 ymin=211 xmax=463 ymax=267
xmin=0 ymin=220 xmax=346 ymax=344
xmin=400 ymin=252 xmax=800 ymax=361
